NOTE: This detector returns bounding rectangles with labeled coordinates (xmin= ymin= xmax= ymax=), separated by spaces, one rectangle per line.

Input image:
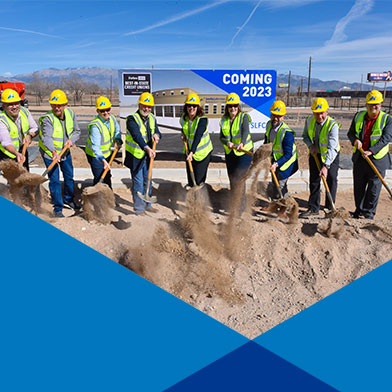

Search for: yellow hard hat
xmin=1 ymin=88 xmax=21 ymax=103
xmin=226 ymin=93 xmax=240 ymax=105
xmin=49 ymin=89 xmax=68 ymax=105
xmin=96 ymin=96 xmax=111 ymax=110
xmin=185 ymin=93 xmax=200 ymax=105
xmin=270 ymin=100 xmax=286 ymax=115
xmin=311 ymin=97 xmax=329 ymax=113
xmin=138 ymin=92 xmax=154 ymax=106
xmin=366 ymin=90 xmax=383 ymax=104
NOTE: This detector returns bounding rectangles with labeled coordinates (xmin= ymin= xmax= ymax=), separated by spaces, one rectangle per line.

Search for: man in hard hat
xmin=39 ymin=89 xmax=81 ymax=218
xmin=0 ymin=88 xmax=38 ymax=170
xmin=347 ymin=90 xmax=392 ymax=219
xmin=85 ymin=96 xmax=122 ymax=188
xmin=301 ymin=97 xmax=340 ymax=217
xmin=264 ymin=100 xmax=298 ymax=199
xmin=125 ymin=92 xmax=161 ymax=215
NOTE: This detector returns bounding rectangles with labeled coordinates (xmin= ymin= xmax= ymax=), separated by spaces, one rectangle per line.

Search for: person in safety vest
xmin=39 ymin=89 xmax=81 ymax=218
xmin=347 ymin=90 xmax=392 ymax=219
xmin=86 ymin=96 xmax=122 ymax=189
xmin=220 ymin=92 xmax=253 ymax=191
xmin=264 ymin=100 xmax=298 ymax=199
xmin=0 ymin=88 xmax=38 ymax=170
xmin=301 ymin=98 xmax=340 ymax=218
xmin=180 ymin=93 xmax=213 ymax=187
xmin=125 ymin=92 xmax=161 ymax=215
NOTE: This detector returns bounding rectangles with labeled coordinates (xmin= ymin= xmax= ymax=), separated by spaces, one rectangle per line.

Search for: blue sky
xmin=1 ymin=0 xmax=391 ymax=82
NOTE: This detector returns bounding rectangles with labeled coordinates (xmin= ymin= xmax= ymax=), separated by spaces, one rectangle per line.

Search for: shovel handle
xmin=41 ymin=145 xmax=69 ymax=177
xmin=183 ymin=139 xmax=197 ymax=187
xmin=270 ymin=168 xmax=284 ymax=199
xmin=147 ymin=140 xmax=157 ymax=181
xmin=21 ymin=142 xmax=28 ymax=157
xmin=232 ymin=145 xmax=253 ymax=156
xmin=312 ymin=153 xmax=336 ymax=211
xmin=359 ymin=147 xmax=392 ymax=199
xmin=100 ymin=145 xmax=119 ymax=182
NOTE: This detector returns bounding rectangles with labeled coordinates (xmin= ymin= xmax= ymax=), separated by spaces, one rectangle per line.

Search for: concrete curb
xmin=4 ymin=168 xmax=387 ymax=193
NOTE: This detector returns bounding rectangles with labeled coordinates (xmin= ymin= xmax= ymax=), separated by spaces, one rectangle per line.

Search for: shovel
xmin=359 ymin=147 xmax=392 ymax=199
xmin=99 ymin=145 xmax=119 ymax=183
xmin=270 ymin=168 xmax=284 ymax=199
xmin=41 ymin=145 xmax=69 ymax=177
xmin=183 ymin=140 xmax=197 ymax=187
xmin=312 ymin=153 xmax=337 ymax=212
xmin=137 ymin=140 xmax=157 ymax=203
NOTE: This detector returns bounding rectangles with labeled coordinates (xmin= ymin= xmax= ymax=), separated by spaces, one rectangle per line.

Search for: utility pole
xmin=307 ymin=56 xmax=312 ymax=98
xmin=287 ymin=70 xmax=291 ymax=106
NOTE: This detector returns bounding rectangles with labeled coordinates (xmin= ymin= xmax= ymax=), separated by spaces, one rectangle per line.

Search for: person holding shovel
xmin=39 ymin=89 xmax=81 ymax=218
xmin=264 ymin=100 xmax=298 ymax=200
xmin=347 ymin=90 xmax=392 ymax=219
xmin=85 ymin=96 xmax=122 ymax=189
xmin=0 ymin=88 xmax=38 ymax=171
xmin=125 ymin=92 xmax=161 ymax=215
xmin=180 ymin=93 xmax=213 ymax=187
xmin=301 ymin=97 xmax=340 ymax=218
xmin=220 ymin=92 xmax=253 ymax=191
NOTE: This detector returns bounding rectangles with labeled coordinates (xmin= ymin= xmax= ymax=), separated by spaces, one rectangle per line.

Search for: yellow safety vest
xmin=307 ymin=115 xmax=340 ymax=163
xmin=0 ymin=107 xmax=30 ymax=159
xmin=353 ymin=110 xmax=390 ymax=160
xmin=220 ymin=112 xmax=253 ymax=156
xmin=39 ymin=108 xmax=75 ymax=158
xmin=85 ymin=115 xmax=116 ymax=158
xmin=265 ymin=121 xmax=297 ymax=171
xmin=125 ymin=112 xmax=156 ymax=159
xmin=180 ymin=115 xmax=213 ymax=161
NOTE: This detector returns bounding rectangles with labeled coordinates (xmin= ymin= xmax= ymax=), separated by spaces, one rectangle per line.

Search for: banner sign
xmin=367 ymin=72 xmax=392 ymax=82
xmin=118 ymin=69 xmax=276 ymax=133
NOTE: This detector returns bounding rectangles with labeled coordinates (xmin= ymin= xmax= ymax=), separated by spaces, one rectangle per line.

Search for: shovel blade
xmin=137 ymin=191 xmax=157 ymax=204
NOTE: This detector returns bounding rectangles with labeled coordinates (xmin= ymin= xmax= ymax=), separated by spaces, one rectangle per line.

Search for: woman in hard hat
xmin=85 ymin=96 xmax=122 ymax=188
xmin=220 ymin=93 xmax=253 ymax=191
xmin=180 ymin=93 xmax=213 ymax=187
xmin=0 ymin=88 xmax=38 ymax=170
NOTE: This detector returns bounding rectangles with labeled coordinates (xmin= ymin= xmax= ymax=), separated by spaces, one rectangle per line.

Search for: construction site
xmin=0 ymin=103 xmax=392 ymax=340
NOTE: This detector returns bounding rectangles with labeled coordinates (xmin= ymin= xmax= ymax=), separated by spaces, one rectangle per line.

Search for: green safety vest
xmin=265 ymin=121 xmax=297 ymax=171
xmin=307 ymin=115 xmax=341 ymax=163
xmin=125 ymin=112 xmax=156 ymax=159
xmin=220 ymin=112 xmax=253 ymax=156
xmin=0 ymin=107 xmax=30 ymax=159
xmin=180 ymin=115 xmax=213 ymax=161
xmin=353 ymin=110 xmax=390 ymax=160
xmin=85 ymin=114 xmax=116 ymax=158
xmin=39 ymin=108 xmax=75 ymax=157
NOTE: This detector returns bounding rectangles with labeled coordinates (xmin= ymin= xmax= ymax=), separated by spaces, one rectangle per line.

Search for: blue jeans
xmin=129 ymin=155 xmax=152 ymax=213
xmin=43 ymin=153 xmax=75 ymax=213
xmin=87 ymin=154 xmax=112 ymax=188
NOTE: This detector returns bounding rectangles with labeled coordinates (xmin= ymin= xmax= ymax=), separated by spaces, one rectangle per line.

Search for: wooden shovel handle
xmin=41 ymin=145 xmax=69 ymax=176
xmin=100 ymin=145 xmax=119 ymax=181
xmin=312 ymin=153 xmax=336 ymax=211
xmin=270 ymin=169 xmax=284 ymax=199
xmin=21 ymin=142 xmax=28 ymax=157
xmin=147 ymin=140 xmax=157 ymax=181
xmin=359 ymin=147 xmax=392 ymax=199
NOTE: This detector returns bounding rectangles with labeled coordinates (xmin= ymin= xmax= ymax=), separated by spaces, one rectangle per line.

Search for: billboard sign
xmin=367 ymin=71 xmax=392 ymax=82
xmin=118 ymin=69 xmax=276 ymax=133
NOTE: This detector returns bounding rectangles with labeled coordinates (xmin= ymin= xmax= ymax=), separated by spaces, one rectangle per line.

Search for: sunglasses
xmin=186 ymin=104 xmax=198 ymax=108
xmin=99 ymin=108 xmax=111 ymax=113
xmin=227 ymin=104 xmax=239 ymax=108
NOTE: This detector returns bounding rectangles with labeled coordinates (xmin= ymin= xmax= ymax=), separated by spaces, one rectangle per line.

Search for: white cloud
xmin=123 ymin=0 xmax=230 ymax=36
xmin=325 ymin=0 xmax=374 ymax=45
xmin=228 ymin=0 xmax=262 ymax=47
xmin=0 ymin=26 xmax=63 ymax=39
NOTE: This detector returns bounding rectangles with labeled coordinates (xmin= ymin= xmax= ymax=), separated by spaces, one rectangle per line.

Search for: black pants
xmin=0 ymin=147 xmax=29 ymax=171
xmin=353 ymin=156 xmax=385 ymax=218
xmin=186 ymin=152 xmax=211 ymax=187
xmin=308 ymin=152 xmax=339 ymax=212
xmin=87 ymin=153 xmax=113 ymax=189
xmin=225 ymin=150 xmax=253 ymax=190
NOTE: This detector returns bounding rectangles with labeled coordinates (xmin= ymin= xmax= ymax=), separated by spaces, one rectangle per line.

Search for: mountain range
xmin=5 ymin=66 xmax=379 ymax=92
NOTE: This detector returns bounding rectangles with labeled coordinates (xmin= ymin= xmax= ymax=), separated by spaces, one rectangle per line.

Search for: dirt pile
xmin=82 ymin=183 xmax=116 ymax=224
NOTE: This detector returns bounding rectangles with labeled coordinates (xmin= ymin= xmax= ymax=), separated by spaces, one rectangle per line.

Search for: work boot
xmin=54 ymin=211 xmax=65 ymax=218
xmin=300 ymin=209 xmax=319 ymax=218
xmin=64 ymin=201 xmax=81 ymax=211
